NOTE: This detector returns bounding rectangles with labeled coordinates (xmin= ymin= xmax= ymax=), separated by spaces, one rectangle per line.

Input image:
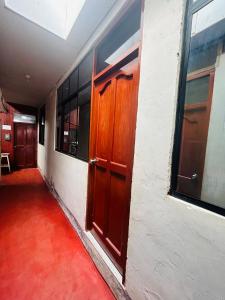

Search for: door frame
xmin=86 ymin=0 xmax=145 ymax=281
xmin=14 ymin=122 xmax=37 ymax=169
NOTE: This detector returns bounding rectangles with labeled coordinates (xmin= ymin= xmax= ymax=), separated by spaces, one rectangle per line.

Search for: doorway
xmin=87 ymin=0 xmax=143 ymax=277
xmin=14 ymin=123 xmax=37 ymax=169
xmin=87 ymin=53 xmax=140 ymax=273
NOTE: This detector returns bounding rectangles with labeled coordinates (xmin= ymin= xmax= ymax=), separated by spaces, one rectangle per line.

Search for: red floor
xmin=0 ymin=169 xmax=115 ymax=300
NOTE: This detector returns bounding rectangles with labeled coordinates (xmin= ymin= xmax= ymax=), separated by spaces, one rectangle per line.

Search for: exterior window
xmin=56 ymin=51 xmax=93 ymax=161
xmin=39 ymin=105 xmax=45 ymax=145
xmin=172 ymin=0 xmax=225 ymax=212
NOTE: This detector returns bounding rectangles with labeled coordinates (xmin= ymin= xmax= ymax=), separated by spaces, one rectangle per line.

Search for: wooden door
xmin=87 ymin=56 xmax=140 ymax=272
xmin=177 ymin=70 xmax=214 ymax=198
xmin=14 ymin=123 xmax=36 ymax=168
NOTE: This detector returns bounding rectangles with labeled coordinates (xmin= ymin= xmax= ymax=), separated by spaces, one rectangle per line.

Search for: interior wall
xmin=201 ymin=53 xmax=225 ymax=207
xmin=126 ymin=1 xmax=225 ymax=300
xmin=0 ymin=104 xmax=14 ymax=164
xmin=38 ymin=90 xmax=88 ymax=229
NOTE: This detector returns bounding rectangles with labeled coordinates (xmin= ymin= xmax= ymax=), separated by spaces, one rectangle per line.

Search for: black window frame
xmin=39 ymin=105 xmax=45 ymax=145
xmin=170 ymin=0 xmax=225 ymax=216
xmin=55 ymin=51 xmax=93 ymax=162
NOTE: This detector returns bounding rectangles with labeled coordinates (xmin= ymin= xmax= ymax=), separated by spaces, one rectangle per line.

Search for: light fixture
xmin=25 ymin=74 xmax=31 ymax=80
xmin=0 ymin=88 xmax=8 ymax=113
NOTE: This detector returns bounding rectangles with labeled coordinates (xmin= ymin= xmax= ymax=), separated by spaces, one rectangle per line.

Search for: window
xmin=39 ymin=105 xmax=45 ymax=145
xmin=172 ymin=0 xmax=225 ymax=213
xmin=95 ymin=0 xmax=142 ymax=74
xmin=56 ymin=51 xmax=93 ymax=161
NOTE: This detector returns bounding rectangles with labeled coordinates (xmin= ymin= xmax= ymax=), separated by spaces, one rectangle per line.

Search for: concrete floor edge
xmin=40 ymin=170 xmax=131 ymax=300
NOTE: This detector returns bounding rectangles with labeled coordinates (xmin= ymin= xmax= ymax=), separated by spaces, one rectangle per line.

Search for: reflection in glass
xmin=177 ymin=0 xmax=225 ymax=209
xmin=77 ymin=86 xmax=91 ymax=160
xmin=79 ymin=52 xmax=93 ymax=87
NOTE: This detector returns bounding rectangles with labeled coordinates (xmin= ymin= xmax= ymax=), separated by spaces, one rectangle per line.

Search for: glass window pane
xmin=69 ymin=69 xmax=78 ymax=96
xmin=69 ymin=97 xmax=78 ymax=156
xmin=39 ymin=105 xmax=45 ymax=145
xmin=185 ymin=76 xmax=210 ymax=104
xmin=77 ymin=85 xmax=91 ymax=160
xmin=63 ymin=78 xmax=70 ymax=101
xmin=176 ymin=0 xmax=225 ymax=209
xmin=56 ymin=115 xmax=62 ymax=150
xmin=78 ymin=52 xmax=93 ymax=88
xmin=96 ymin=0 xmax=141 ymax=74
xmin=57 ymin=86 xmax=63 ymax=105
xmin=56 ymin=52 xmax=92 ymax=160
xmin=63 ymin=102 xmax=70 ymax=153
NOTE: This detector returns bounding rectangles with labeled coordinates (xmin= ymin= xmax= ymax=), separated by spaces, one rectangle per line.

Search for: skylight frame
xmin=4 ymin=0 xmax=86 ymax=40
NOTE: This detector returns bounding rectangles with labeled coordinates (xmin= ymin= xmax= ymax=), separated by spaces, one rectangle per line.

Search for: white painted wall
xmin=201 ymin=53 xmax=225 ymax=208
xmin=126 ymin=1 xmax=225 ymax=300
xmin=38 ymin=89 xmax=88 ymax=229
xmin=38 ymin=0 xmax=225 ymax=299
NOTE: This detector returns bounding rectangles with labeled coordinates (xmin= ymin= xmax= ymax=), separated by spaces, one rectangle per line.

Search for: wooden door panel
xmin=111 ymin=73 xmax=134 ymax=166
xmin=15 ymin=124 xmax=26 ymax=146
xmin=26 ymin=124 xmax=36 ymax=167
xmin=106 ymin=172 xmax=126 ymax=254
xmin=92 ymin=167 xmax=107 ymax=235
xmin=14 ymin=146 xmax=26 ymax=168
xmin=95 ymin=80 xmax=114 ymax=160
xmin=14 ymin=124 xmax=26 ymax=168
xmin=26 ymin=125 xmax=34 ymax=145
xmin=25 ymin=146 xmax=35 ymax=167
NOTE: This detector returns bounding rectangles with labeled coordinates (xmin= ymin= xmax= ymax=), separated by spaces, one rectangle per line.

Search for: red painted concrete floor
xmin=0 ymin=169 xmax=115 ymax=300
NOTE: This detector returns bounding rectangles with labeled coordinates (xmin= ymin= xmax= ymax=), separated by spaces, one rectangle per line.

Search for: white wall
xmin=126 ymin=1 xmax=225 ymax=300
xmin=38 ymin=0 xmax=225 ymax=299
xmin=201 ymin=53 xmax=225 ymax=208
xmin=38 ymin=89 xmax=88 ymax=229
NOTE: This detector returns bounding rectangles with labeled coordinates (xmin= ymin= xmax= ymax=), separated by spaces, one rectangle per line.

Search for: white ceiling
xmin=0 ymin=0 xmax=117 ymax=107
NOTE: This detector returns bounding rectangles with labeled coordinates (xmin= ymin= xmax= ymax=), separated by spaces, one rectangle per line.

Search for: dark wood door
xmin=14 ymin=123 xmax=36 ymax=168
xmin=87 ymin=56 xmax=140 ymax=272
xmin=177 ymin=70 xmax=214 ymax=198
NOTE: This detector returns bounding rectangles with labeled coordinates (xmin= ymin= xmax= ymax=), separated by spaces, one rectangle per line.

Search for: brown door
xmin=177 ymin=70 xmax=214 ymax=198
xmin=87 ymin=56 xmax=140 ymax=272
xmin=14 ymin=123 xmax=36 ymax=168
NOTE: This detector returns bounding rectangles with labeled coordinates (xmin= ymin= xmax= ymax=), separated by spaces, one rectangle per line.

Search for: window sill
xmin=167 ymin=193 xmax=225 ymax=220
xmin=55 ymin=149 xmax=88 ymax=163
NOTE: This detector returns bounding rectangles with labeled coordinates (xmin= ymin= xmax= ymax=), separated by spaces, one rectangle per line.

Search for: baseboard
xmin=39 ymin=169 xmax=131 ymax=300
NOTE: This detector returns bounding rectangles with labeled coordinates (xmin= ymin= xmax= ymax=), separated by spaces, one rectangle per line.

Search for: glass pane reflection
xmin=177 ymin=0 xmax=225 ymax=209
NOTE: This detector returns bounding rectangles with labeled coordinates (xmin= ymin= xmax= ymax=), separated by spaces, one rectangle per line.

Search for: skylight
xmin=5 ymin=0 xmax=86 ymax=39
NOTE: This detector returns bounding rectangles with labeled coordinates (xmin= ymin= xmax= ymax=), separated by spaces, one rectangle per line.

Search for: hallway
xmin=0 ymin=169 xmax=115 ymax=300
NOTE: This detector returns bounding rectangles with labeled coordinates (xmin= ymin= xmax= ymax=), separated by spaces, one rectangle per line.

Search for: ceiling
xmin=0 ymin=0 xmax=117 ymax=107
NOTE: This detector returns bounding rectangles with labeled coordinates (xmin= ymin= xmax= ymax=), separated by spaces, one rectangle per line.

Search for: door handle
xmin=89 ymin=158 xmax=98 ymax=165
xmin=178 ymin=173 xmax=198 ymax=181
